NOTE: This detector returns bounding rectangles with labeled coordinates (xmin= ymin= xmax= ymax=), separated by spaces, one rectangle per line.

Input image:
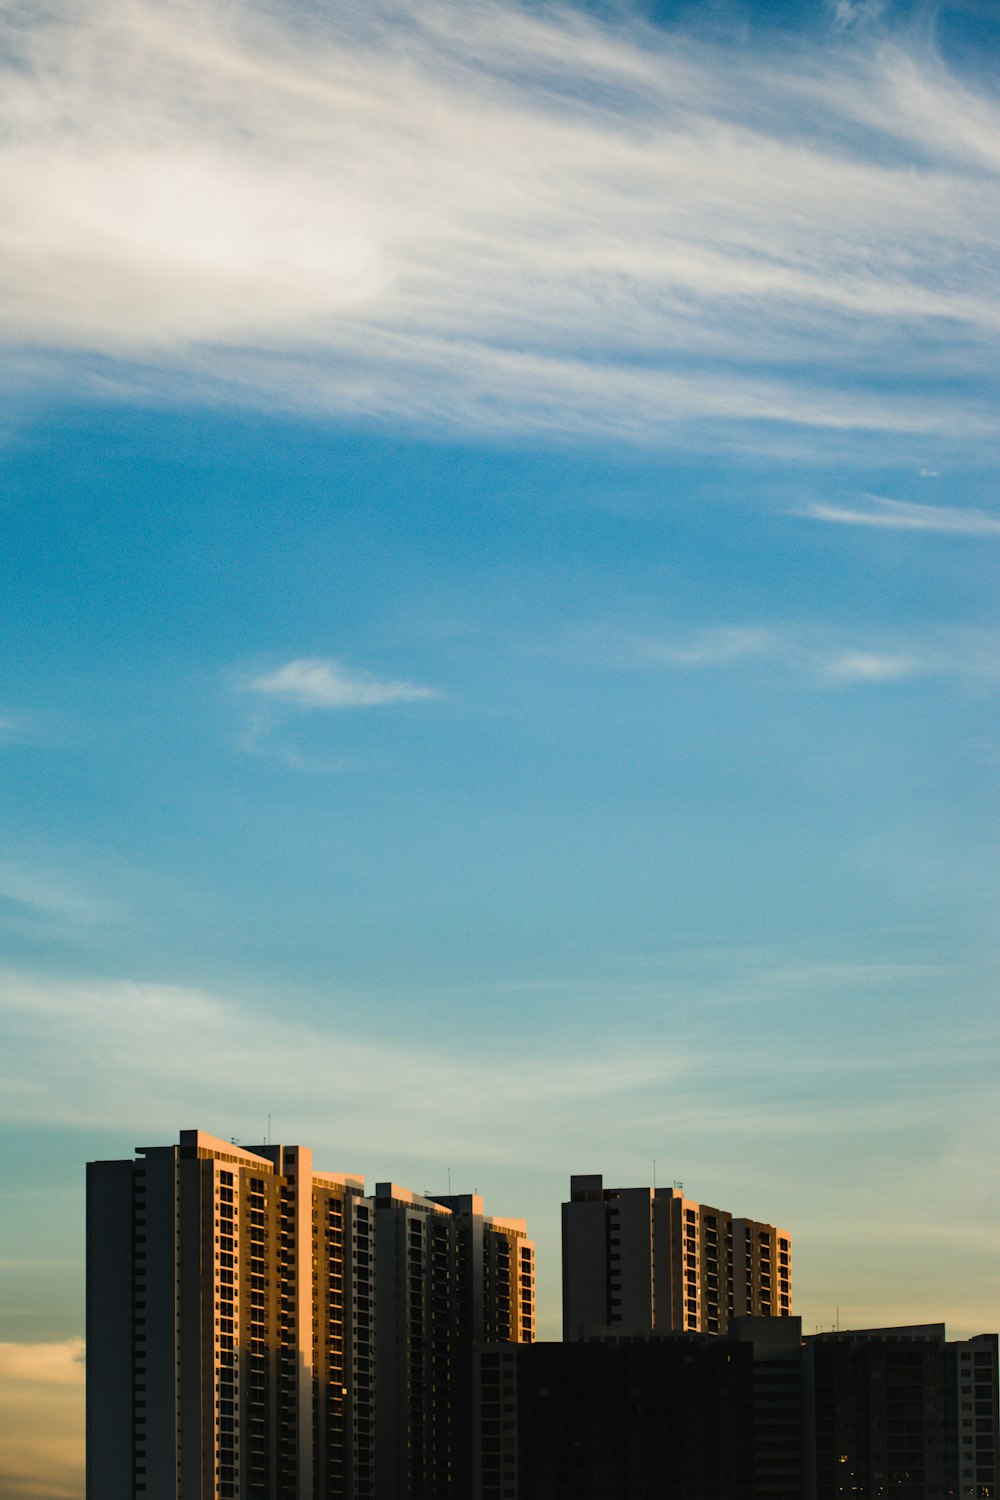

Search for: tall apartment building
xmin=86 ymin=1129 xmax=534 ymax=1500
xmin=562 ymin=1174 xmax=791 ymax=1339
xmin=372 ymin=1184 xmax=535 ymax=1500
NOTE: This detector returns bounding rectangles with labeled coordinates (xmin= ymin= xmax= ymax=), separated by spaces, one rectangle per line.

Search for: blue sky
xmin=1 ymin=0 xmax=998 ymax=1492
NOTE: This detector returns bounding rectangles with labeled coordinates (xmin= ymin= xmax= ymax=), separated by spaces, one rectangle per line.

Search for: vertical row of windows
xmin=606 ymin=1204 xmax=622 ymax=1324
xmin=696 ymin=1210 xmax=733 ymax=1335
xmin=353 ymin=1200 xmax=374 ymax=1497
xmin=275 ymin=1184 xmax=298 ymax=1500
xmin=216 ymin=1169 xmax=238 ymax=1500
xmin=314 ymin=1191 xmax=347 ymax=1499
xmin=245 ymin=1174 xmax=269 ymax=1500
xmin=520 ymin=1244 xmax=535 ymax=1342
xmin=683 ymin=1206 xmax=700 ymax=1330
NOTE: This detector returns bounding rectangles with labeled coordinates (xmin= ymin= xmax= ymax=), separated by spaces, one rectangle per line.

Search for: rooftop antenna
xmin=267 ymin=1114 xmax=271 ymax=1146
xmin=653 ymin=1159 xmax=657 ymax=1190
xmin=448 ymin=1167 xmax=452 ymax=1194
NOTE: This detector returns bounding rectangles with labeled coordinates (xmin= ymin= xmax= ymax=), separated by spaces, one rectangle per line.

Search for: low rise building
xmin=474 ymin=1321 xmax=999 ymax=1500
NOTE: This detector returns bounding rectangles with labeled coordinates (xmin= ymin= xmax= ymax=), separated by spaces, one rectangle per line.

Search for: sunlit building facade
xmin=562 ymin=1174 xmax=791 ymax=1340
xmin=86 ymin=1130 xmax=533 ymax=1500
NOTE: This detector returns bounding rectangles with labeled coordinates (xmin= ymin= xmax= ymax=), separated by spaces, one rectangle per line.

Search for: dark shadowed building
xmin=474 ymin=1319 xmax=807 ymax=1500
xmin=475 ymin=1335 xmax=755 ymax=1500
xmin=805 ymin=1325 xmax=998 ymax=1500
xmin=474 ymin=1321 xmax=999 ymax=1500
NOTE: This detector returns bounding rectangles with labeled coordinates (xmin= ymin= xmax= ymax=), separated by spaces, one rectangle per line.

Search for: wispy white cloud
xmin=828 ymin=0 xmax=886 ymax=32
xmin=0 ymin=711 xmax=54 ymax=746
xmin=0 ymin=716 xmax=33 ymax=745
xmin=0 ymin=0 xmax=997 ymax=450
xmin=0 ymin=1339 xmax=84 ymax=1500
xmin=621 ymin=625 xmax=1000 ymax=687
xmin=246 ymin=658 xmax=437 ymax=709
xmin=236 ymin=711 xmax=348 ymax=774
xmin=800 ymin=495 xmax=1000 ymax=534
xmin=642 ymin=627 xmax=773 ymax=667
xmin=0 ymin=960 xmax=991 ymax=1164
xmin=822 ymin=649 xmax=919 ymax=682
xmin=0 ymin=970 xmax=689 ymax=1167
xmin=0 ymin=863 xmax=109 ymax=925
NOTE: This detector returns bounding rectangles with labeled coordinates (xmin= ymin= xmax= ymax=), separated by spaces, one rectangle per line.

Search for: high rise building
xmin=562 ymin=1174 xmax=791 ymax=1339
xmin=372 ymin=1185 xmax=534 ymax=1499
xmin=86 ymin=1129 xmax=534 ymax=1500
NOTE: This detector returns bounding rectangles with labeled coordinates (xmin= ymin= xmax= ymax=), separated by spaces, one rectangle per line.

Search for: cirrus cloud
xmin=799 ymin=496 xmax=1000 ymax=534
xmin=0 ymin=0 xmax=997 ymax=454
xmin=613 ymin=624 xmax=1000 ymax=687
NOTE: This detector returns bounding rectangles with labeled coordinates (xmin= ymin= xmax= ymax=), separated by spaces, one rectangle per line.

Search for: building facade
xmin=805 ymin=1325 xmax=999 ymax=1500
xmin=562 ymin=1174 xmax=791 ymax=1340
xmin=474 ymin=1321 xmax=999 ymax=1500
xmin=86 ymin=1130 xmax=534 ymax=1500
xmin=474 ymin=1332 xmax=759 ymax=1500
xmin=371 ymin=1184 xmax=534 ymax=1500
